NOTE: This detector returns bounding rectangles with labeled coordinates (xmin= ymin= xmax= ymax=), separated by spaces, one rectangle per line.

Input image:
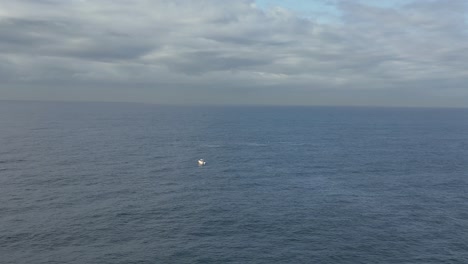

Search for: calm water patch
xmin=1 ymin=101 xmax=468 ymax=263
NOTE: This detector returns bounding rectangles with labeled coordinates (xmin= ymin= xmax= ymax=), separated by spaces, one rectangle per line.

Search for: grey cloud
xmin=161 ymin=50 xmax=273 ymax=74
xmin=0 ymin=18 xmax=69 ymax=50
xmin=0 ymin=16 xmax=157 ymax=62
xmin=59 ymin=39 xmax=155 ymax=62
xmin=0 ymin=0 xmax=467 ymax=106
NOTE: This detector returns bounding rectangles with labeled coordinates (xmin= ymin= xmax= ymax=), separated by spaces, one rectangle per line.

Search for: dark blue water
xmin=1 ymin=101 xmax=468 ymax=263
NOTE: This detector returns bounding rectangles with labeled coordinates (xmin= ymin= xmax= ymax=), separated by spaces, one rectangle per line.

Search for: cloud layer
xmin=1 ymin=0 xmax=467 ymax=106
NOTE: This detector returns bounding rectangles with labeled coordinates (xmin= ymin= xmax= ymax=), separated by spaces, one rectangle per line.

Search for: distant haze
xmin=1 ymin=0 xmax=467 ymax=107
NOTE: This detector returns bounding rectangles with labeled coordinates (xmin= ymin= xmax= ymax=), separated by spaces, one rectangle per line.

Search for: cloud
xmin=0 ymin=0 xmax=467 ymax=106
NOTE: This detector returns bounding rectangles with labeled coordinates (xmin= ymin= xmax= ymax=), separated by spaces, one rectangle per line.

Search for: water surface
xmin=1 ymin=101 xmax=468 ymax=263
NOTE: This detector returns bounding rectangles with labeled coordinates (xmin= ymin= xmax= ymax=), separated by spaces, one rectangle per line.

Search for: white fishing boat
xmin=198 ymin=159 xmax=206 ymax=166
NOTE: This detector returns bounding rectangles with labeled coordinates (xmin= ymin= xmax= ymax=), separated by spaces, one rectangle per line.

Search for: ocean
xmin=1 ymin=101 xmax=468 ymax=263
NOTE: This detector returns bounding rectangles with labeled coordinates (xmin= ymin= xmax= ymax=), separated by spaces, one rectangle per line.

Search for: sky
xmin=0 ymin=0 xmax=467 ymax=107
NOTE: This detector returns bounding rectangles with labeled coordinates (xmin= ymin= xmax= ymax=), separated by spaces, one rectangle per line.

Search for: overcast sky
xmin=1 ymin=0 xmax=467 ymax=107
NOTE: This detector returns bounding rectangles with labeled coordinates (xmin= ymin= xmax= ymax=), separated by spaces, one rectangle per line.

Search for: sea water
xmin=1 ymin=101 xmax=468 ymax=263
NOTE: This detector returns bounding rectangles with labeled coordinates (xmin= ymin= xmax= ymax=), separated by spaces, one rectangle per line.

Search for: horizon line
xmin=1 ymin=99 xmax=467 ymax=110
